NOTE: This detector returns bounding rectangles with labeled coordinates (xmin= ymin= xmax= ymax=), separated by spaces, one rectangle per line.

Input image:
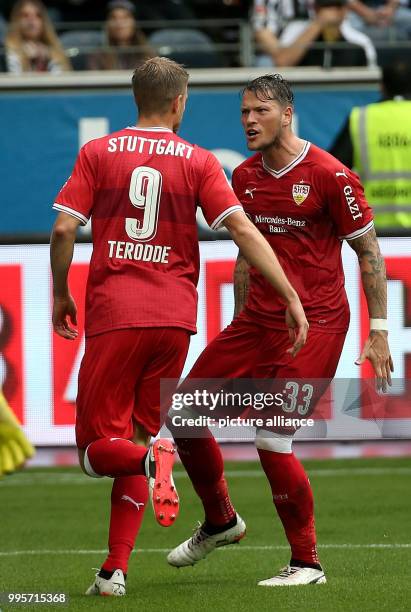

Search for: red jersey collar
xmin=262 ymin=141 xmax=311 ymax=179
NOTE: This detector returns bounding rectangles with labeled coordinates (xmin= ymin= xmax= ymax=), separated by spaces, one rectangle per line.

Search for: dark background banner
xmin=0 ymin=87 xmax=378 ymax=234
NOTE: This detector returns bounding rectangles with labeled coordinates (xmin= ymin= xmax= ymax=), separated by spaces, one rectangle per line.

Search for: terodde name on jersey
xmin=108 ymin=240 xmax=171 ymax=264
xmin=343 ymin=185 xmax=363 ymax=221
xmin=107 ymin=136 xmax=193 ymax=159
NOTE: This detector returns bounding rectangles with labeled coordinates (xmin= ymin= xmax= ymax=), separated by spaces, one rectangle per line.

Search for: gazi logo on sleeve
xmin=343 ymin=185 xmax=363 ymax=221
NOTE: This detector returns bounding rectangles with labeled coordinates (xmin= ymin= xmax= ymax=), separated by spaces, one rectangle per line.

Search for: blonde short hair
xmin=132 ymin=56 xmax=189 ymax=115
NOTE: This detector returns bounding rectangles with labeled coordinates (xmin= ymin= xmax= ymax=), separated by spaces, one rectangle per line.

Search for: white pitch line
xmin=0 ymin=544 xmax=410 ymax=557
xmin=1 ymin=466 xmax=411 ymax=487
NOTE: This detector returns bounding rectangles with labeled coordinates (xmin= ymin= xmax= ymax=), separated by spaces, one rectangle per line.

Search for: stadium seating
xmin=0 ymin=14 xmax=6 ymax=45
xmin=60 ymin=30 xmax=104 ymax=70
xmin=149 ymin=28 xmax=223 ymax=68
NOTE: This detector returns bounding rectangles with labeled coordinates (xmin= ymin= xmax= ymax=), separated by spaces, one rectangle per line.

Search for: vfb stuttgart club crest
xmin=292 ymin=183 xmax=310 ymax=205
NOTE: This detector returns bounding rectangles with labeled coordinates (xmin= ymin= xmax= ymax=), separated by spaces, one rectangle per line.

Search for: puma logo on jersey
xmin=245 ymin=188 xmax=256 ymax=198
xmin=273 ymin=493 xmax=289 ymax=501
xmin=343 ymin=185 xmax=363 ymax=220
xmin=336 ymin=169 xmax=348 ymax=178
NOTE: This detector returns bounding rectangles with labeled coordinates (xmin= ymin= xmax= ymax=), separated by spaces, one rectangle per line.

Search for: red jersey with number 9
xmin=53 ymin=127 xmax=242 ymax=337
xmin=232 ymin=142 xmax=374 ymax=333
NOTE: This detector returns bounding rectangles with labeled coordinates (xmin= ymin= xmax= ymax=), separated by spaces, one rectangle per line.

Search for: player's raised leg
xmin=76 ymin=331 xmax=175 ymax=495
xmin=166 ymin=320 xmax=261 ymax=567
xmin=166 ymin=431 xmax=246 ymax=567
xmin=77 ymin=330 xmax=181 ymax=502
xmin=134 ymin=328 xmax=190 ymax=527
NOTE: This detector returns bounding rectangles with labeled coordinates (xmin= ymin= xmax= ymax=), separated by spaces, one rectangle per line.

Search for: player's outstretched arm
xmin=223 ymin=211 xmax=308 ymax=356
xmin=348 ymin=227 xmax=394 ymax=391
xmin=233 ymin=252 xmax=250 ymax=318
xmin=50 ymin=212 xmax=81 ymax=340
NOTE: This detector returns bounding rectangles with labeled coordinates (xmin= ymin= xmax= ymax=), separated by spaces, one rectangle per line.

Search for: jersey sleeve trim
xmin=340 ymin=220 xmax=374 ymax=241
xmin=53 ymin=203 xmax=89 ymax=226
xmin=210 ymin=205 xmax=243 ymax=230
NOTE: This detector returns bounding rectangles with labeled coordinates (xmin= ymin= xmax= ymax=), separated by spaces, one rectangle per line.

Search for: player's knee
xmin=77 ymin=448 xmax=86 ymax=473
xmin=79 ymin=445 xmax=104 ymax=478
xmin=255 ymin=429 xmax=293 ymax=453
xmin=132 ymin=423 xmax=151 ymax=447
xmin=166 ymin=402 xmax=199 ymax=434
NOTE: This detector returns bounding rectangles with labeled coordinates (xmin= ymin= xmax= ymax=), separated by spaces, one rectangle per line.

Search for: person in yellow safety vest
xmin=0 ymin=388 xmax=35 ymax=476
xmin=330 ymin=60 xmax=411 ymax=230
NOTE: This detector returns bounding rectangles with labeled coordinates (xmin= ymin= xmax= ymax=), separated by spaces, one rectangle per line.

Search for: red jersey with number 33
xmin=53 ymin=127 xmax=242 ymax=337
xmin=232 ymin=142 xmax=374 ymax=332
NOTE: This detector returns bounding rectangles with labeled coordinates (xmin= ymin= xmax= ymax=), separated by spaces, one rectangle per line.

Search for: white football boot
xmin=167 ymin=513 xmax=246 ymax=567
xmin=258 ymin=565 xmax=326 ymax=587
xmin=85 ymin=569 xmax=126 ymax=596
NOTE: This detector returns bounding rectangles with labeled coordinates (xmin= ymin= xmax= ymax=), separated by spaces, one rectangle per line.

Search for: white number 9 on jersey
xmin=125 ymin=166 xmax=162 ymax=241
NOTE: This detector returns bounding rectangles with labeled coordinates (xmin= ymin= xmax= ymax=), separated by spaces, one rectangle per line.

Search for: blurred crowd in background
xmin=0 ymin=0 xmax=410 ymax=72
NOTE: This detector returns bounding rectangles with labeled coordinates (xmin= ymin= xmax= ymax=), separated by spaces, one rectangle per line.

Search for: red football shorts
xmin=185 ymin=317 xmax=347 ymax=427
xmin=76 ymin=328 xmax=190 ymax=448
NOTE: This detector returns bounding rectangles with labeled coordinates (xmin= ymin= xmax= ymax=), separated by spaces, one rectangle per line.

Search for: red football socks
xmin=101 ymin=475 xmax=148 ymax=574
xmin=257 ymin=448 xmax=320 ymax=566
xmin=176 ymin=436 xmax=236 ymax=526
xmin=86 ymin=438 xmax=147 ymax=477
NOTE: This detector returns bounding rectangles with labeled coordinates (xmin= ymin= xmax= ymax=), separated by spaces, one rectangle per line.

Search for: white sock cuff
xmin=84 ymin=445 xmax=104 ymax=478
xmin=255 ymin=429 xmax=293 ymax=454
xmin=167 ymin=403 xmax=199 ymax=421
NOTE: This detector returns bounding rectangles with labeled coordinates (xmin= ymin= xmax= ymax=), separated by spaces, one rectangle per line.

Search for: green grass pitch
xmin=0 ymin=456 xmax=410 ymax=611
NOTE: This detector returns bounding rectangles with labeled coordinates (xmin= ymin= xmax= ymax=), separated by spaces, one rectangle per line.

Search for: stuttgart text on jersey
xmin=107 ymin=135 xmax=194 ymax=159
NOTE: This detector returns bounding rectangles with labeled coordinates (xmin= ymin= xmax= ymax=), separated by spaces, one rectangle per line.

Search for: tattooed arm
xmin=350 ymin=227 xmax=387 ymax=318
xmin=233 ymin=251 xmax=250 ymax=318
xmin=348 ymin=227 xmax=393 ymax=391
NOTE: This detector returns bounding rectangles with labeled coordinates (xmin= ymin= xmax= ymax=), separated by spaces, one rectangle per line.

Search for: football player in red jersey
xmin=50 ymin=60 xmax=308 ymax=596
xmin=167 ymin=74 xmax=393 ymax=586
